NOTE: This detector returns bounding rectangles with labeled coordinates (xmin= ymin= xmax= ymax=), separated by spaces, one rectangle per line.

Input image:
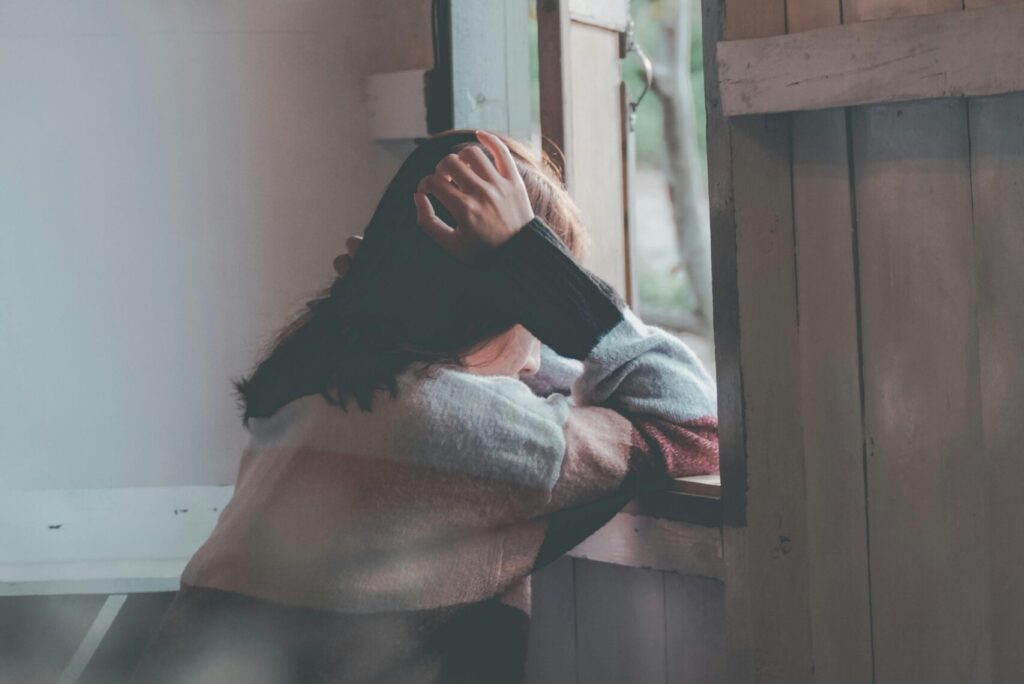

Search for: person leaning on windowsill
xmin=130 ymin=129 xmax=719 ymax=684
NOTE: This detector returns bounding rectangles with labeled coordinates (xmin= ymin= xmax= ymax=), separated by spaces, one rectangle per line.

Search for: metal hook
xmin=624 ymin=19 xmax=654 ymax=131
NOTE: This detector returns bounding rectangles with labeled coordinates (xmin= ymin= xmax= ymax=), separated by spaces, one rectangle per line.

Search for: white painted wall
xmin=0 ymin=1 xmax=432 ymax=489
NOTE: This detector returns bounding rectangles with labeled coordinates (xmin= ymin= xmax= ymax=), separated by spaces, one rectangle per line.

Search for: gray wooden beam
xmin=717 ymin=3 xmax=1024 ymax=115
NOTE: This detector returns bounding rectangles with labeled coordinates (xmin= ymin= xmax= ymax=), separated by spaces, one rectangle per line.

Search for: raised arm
xmin=413 ymin=128 xmax=718 ymax=570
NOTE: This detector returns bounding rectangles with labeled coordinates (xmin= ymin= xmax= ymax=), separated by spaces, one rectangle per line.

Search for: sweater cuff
xmin=479 ymin=216 xmax=625 ymax=360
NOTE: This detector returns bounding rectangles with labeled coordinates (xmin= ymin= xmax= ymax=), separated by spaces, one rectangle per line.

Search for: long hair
xmin=234 ymin=129 xmax=588 ymax=422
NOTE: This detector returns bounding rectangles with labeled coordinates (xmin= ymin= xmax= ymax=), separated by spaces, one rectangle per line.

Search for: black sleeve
xmin=475 ymin=216 xmax=626 ymax=360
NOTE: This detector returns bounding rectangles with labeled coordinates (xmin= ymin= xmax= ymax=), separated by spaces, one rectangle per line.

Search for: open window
xmin=529 ymin=0 xmax=721 ymax=523
xmin=425 ymin=0 xmax=723 ymax=566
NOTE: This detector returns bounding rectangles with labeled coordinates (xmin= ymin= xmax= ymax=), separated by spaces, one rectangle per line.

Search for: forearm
xmin=519 ymin=343 xmax=582 ymax=397
xmin=483 ymin=217 xmax=718 ymax=437
xmin=481 ymin=216 xmax=625 ymax=361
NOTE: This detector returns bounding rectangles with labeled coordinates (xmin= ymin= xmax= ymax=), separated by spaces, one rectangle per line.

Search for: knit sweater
xmin=132 ymin=217 xmax=719 ymax=684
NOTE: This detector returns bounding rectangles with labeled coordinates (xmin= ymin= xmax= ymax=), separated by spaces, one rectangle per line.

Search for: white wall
xmin=0 ymin=1 xmax=432 ymax=489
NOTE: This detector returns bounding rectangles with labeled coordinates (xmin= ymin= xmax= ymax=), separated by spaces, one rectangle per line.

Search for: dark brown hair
xmin=234 ymin=129 xmax=587 ymax=421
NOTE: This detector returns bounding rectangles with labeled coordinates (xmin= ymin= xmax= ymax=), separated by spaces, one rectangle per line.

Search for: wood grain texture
xmin=538 ymin=0 xmax=629 ymax=293
xmin=670 ymin=473 xmax=722 ymax=497
xmin=702 ymin=0 xmax=748 ymax=531
xmin=966 ymin=91 xmax=1024 ymax=684
xmin=852 ymin=98 xmax=991 ymax=684
xmin=787 ymin=0 xmax=874 ymax=681
xmin=724 ymin=0 xmax=785 ymax=39
xmin=620 ymin=79 xmax=639 ymax=306
xmin=567 ymin=0 xmax=629 ymax=31
xmin=665 ymin=574 xmax=726 ymax=682
xmin=718 ymin=3 xmax=1024 ymax=115
xmin=791 ymin=106 xmax=874 ymax=684
xmin=628 ymin=490 xmax=724 ymax=527
xmin=537 ymin=0 xmax=573 ymax=184
xmin=566 ymin=21 xmax=628 ymax=292
xmin=524 ymin=558 xmax=578 ymax=684
xmin=710 ymin=0 xmax=817 ymax=676
xmin=786 ymin=0 xmax=841 ymax=32
xmin=449 ymin=0 xmax=531 ymax=137
xmin=574 ymin=561 xmax=667 ymax=684
xmin=566 ymin=511 xmax=724 ymax=579
xmin=729 ymin=111 xmax=814 ymax=683
xmin=844 ymin=0 xmax=960 ymax=23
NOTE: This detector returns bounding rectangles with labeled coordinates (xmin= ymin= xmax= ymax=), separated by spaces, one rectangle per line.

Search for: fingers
xmin=417 ymin=173 xmax=465 ymax=215
xmin=457 ymin=145 xmax=501 ymax=184
xmin=436 ymin=154 xmax=487 ymax=195
xmin=333 ymin=236 xmax=364 ymax=277
xmin=475 ymin=130 xmax=517 ymax=181
xmin=332 ymin=253 xmax=350 ymax=278
xmin=413 ymin=190 xmax=457 ymax=250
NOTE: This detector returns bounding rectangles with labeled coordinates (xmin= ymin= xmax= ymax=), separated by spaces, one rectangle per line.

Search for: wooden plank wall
xmin=716 ymin=3 xmax=1024 ymax=115
xmin=710 ymin=0 xmax=1024 ymax=676
xmin=853 ymin=99 xmax=988 ymax=684
xmin=965 ymin=2 xmax=1024 ymax=678
xmin=786 ymin=5 xmax=874 ymax=683
xmin=525 ymin=558 xmax=725 ymax=684
xmin=704 ymin=0 xmax=815 ymax=677
xmin=969 ymin=89 xmax=1024 ymax=684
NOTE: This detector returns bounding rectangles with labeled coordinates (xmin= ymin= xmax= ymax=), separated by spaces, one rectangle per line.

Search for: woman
xmin=132 ymin=129 xmax=719 ymax=683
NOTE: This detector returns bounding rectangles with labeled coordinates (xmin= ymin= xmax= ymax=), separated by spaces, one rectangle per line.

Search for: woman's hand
xmin=412 ymin=130 xmax=535 ymax=263
xmin=332 ymin=235 xmax=363 ymax=278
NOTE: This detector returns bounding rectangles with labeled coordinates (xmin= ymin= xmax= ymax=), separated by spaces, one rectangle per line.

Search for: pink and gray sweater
xmin=133 ymin=218 xmax=719 ymax=683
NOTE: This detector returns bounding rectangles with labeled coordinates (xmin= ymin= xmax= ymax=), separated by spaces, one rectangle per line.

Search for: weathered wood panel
xmin=568 ymin=0 xmax=629 ymax=31
xmin=709 ymin=0 xmax=817 ymax=676
xmin=702 ymin=0 xmax=747 ymax=533
xmin=449 ymin=0 xmax=531 ymax=138
xmin=791 ymin=106 xmax=874 ymax=684
xmin=665 ymin=574 xmax=726 ymax=682
xmin=843 ymin=0 xmax=960 ymax=22
xmin=574 ymin=561 xmax=667 ymax=684
xmin=566 ymin=21 xmax=628 ymax=292
xmin=538 ymin=0 xmax=630 ymax=294
xmin=852 ymin=97 xmax=991 ymax=684
xmin=537 ymin=0 xmax=573 ymax=182
xmin=524 ymin=558 xmax=578 ymax=684
xmin=718 ymin=3 xmax=1024 ymax=115
xmin=786 ymin=0 xmax=875 ymax=680
xmin=966 ymin=90 xmax=1024 ymax=684
xmin=566 ymin=511 xmax=723 ymax=579
xmin=726 ymin=109 xmax=814 ymax=684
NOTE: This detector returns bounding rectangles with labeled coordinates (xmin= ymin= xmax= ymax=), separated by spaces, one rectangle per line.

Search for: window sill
xmin=565 ymin=475 xmax=724 ymax=579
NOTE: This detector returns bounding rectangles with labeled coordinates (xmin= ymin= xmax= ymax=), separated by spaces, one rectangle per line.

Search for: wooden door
xmin=537 ymin=0 xmax=636 ymax=302
xmin=708 ymin=0 xmax=1024 ymax=681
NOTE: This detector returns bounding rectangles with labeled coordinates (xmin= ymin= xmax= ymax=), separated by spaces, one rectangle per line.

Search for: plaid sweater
xmin=134 ymin=218 xmax=719 ymax=683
